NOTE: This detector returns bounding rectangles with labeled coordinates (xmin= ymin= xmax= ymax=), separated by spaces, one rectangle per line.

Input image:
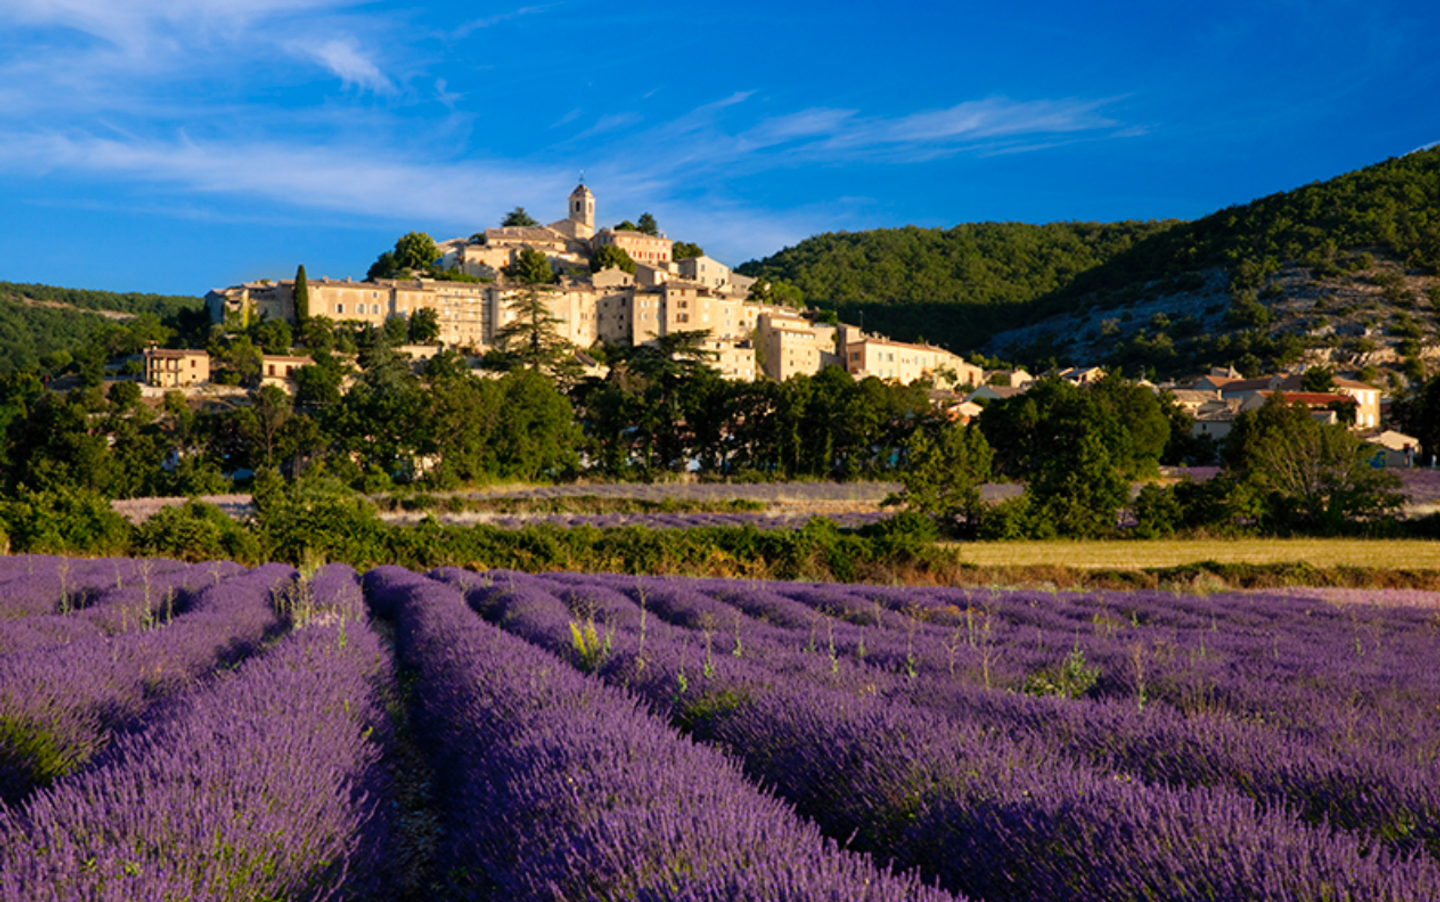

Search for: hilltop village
xmin=205 ymin=184 xmax=980 ymax=388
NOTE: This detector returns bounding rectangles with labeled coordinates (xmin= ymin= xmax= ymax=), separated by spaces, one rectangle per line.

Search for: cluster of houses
xmin=204 ymin=183 xmax=978 ymax=388
xmin=946 ymin=364 xmax=1420 ymax=467
xmin=181 ymin=183 xmax=1426 ymax=465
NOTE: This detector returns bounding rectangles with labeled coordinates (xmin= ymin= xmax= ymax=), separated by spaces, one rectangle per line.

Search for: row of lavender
xmin=2 ymin=559 xmax=958 ymax=900
xmin=405 ymin=510 xmax=890 ymax=530
xmin=364 ymin=565 xmax=958 ymax=900
xmin=5 ymin=557 xmax=1439 ymax=899
xmin=0 ymin=562 xmax=395 ymax=900
xmin=435 ymin=567 xmax=1440 ymax=901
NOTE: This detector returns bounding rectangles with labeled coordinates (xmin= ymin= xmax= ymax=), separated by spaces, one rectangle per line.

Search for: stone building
xmin=144 ymin=348 xmax=211 ymax=388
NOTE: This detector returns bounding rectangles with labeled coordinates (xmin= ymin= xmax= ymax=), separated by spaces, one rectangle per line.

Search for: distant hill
xmin=0 ymin=283 xmax=204 ymax=374
xmin=738 ymin=147 xmax=1440 ymax=378
xmin=736 ymin=220 xmax=1179 ymax=352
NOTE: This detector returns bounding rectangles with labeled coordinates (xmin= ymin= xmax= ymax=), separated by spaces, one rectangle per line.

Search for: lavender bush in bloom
xmin=0 ymin=560 xmax=245 ymax=656
xmin=365 ymin=565 xmax=959 ymax=902
xmin=0 ymin=563 xmax=294 ymax=801
xmin=0 ymin=565 xmax=394 ymax=901
xmin=439 ymin=569 xmax=1440 ymax=901
xmin=0 ymin=556 xmax=188 ymax=621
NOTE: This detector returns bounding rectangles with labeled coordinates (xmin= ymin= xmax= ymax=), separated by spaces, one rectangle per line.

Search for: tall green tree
xmin=886 ymin=422 xmax=993 ymax=537
xmin=978 ymin=377 xmax=1130 ymax=536
xmin=502 ymin=207 xmax=539 ymax=227
xmin=293 ymin=264 xmax=310 ymax=324
xmin=636 ymin=212 xmax=659 ymax=236
xmin=494 ymin=291 xmax=575 ymax=378
xmin=1221 ymin=393 xmax=1403 ymax=533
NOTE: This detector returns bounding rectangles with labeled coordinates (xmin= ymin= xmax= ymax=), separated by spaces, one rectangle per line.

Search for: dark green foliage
xmin=366 ymin=252 xmax=400 ymax=281
xmin=1131 ymin=482 xmax=1186 ymax=538
xmin=591 ymin=244 xmax=637 ymax=274
xmin=0 ymin=282 xmax=201 ymax=320
xmin=293 ymin=265 xmax=310 ymax=323
xmin=748 ymin=278 xmax=805 ymax=307
xmin=254 ymin=477 xmax=386 ymax=567
xmin=0 ymin=284 xmax=199 ymax=376
xmin=503 ymin=247 xmax=558 ymax=285
xmin=252 ymin=318 xmax=293 ymax=355
xmin=977 ymin=377 xmax=1151 ymax=537
xmin=1394 ymin=371 xmax=1440 ymax=457
xmin=131 ymin=499 xmax=260 ymax=563
xmin=502 ymin=207 xmax=540 ymax=227
xmin=368 ymin=232 xmax=441 ymax=280
xmin=738 ymin=221 xmax=1178 ymax=349
xmin=636 ymin=212 xmax=659 ymax=236
xmin=408 ymin=307 xmax=441 ymax=344
xmin=0 ymin=485 xmax=131 ymax=555
xmin=885 ymin=422 xmax=993 ymax=537
xmin=1221 ymin=393 xmax=1404 ymax=533
xmin=672 ymin=241 xmax=704 ymax=260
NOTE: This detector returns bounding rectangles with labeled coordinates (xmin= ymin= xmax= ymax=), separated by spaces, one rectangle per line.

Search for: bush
xmin=0 ymin=486 xmax=131 ymax=556
xmin=1131 ymin=483 xmax=1184 ymax=539
xmin=132 ymin=500 xmax=260 ymax=563
xmin=256 ymin=478 xmax=386 ymax=568
xmin=977 ymin=494 xmax=1058 ymax=540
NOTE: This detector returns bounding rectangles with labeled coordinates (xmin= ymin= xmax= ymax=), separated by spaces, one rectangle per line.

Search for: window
xmin=336 ymin=303 xmax=345 ymax=314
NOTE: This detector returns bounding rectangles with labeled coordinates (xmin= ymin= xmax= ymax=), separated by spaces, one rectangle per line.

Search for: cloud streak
xmin=295 ymin=37 xmax=394 ymax=93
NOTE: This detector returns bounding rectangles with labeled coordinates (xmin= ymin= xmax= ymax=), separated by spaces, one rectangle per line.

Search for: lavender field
xmin=2 ymin=554 xmax=1439 ymax=900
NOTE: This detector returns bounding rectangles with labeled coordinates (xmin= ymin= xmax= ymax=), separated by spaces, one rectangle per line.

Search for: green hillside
xmin=737 ymin=147 xmax=1440 ymax=363
xmin=0 ymin=283 xmax=205 ymax=374
xmin=736 ymin=220 xmax=1179 ymax=351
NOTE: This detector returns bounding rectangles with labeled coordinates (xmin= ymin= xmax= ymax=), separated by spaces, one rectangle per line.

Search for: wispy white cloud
xmin=550 ymin=108 xmax=583 ymax=128
xmin=294 ymin=37 xmax=394 ymax=93
xmin=0 ymin=0 xmax=350 ymax=55
xmin=0 ymin=129 xmax=658 ymax=238
xmin=570 ymin=112 xmax=644 ymax=140
xmin=453 ymin=4 xmax=561 ymax=38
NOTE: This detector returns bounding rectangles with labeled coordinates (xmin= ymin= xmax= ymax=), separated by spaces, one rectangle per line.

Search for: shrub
xmin=132 ymin=500 xmax=261 ymax=563
xmin=0 ymin=486 xmax=131 ymax=556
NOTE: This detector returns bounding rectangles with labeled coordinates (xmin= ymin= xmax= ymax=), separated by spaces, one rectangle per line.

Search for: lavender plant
xmin=0 ymin=565 xmax=394 ymax=901
xmin=366 ymin=566 xmax=959 ymax=901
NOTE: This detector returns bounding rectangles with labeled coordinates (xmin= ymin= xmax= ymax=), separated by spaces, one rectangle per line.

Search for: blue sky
xmin=1 ymin=0 xmax=1436 ymax=297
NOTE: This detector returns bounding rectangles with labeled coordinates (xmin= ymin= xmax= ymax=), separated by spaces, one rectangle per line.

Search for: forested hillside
xmin=0 ymin=283 xmax=204 ymax=374
xmin=738 ymin=147 xmax=1440 ymax=364
xmin=736 ymin=221 xmax=1179 ymax=350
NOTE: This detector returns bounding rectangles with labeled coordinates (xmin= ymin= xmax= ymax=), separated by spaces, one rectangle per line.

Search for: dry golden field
xmin=951 ymin=538 xmax=1440 ymax=571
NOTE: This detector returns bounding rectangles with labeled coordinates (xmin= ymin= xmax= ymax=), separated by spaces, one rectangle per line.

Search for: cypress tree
xmin=293 ymin=264 xmax=310 ymax=324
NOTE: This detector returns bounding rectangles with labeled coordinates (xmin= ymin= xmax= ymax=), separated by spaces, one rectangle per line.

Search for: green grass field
xmin=951 ymin=538 xmax=1440 ymax=571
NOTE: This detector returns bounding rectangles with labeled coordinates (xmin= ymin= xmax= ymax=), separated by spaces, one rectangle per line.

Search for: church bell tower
xmin=569 ymin=181 xmax=595 ymax=231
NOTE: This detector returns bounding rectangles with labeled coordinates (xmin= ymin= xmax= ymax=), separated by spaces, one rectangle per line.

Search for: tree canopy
xmin=591 ymin=244 xmax=636 ymax=274
xmin=502 ymin=247 xmax=558 ymax=285
xmin=368 ymin=232 xmax=441 ymax=280
xmin=502 ymin=207 xmax=540 ymax=228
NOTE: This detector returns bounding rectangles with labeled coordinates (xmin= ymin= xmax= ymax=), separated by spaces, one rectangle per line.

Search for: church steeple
xmin=568 ymin=181 xmax=595 ymax=231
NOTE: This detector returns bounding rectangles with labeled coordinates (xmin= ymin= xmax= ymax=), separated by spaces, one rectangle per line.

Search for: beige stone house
xmin=260 ymin=354 xmax=315 ymax=392
xmin=843 ymin=333 xmax=977 ymax=386
xmin=144 ymin=348 xmax=210 ymax=388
